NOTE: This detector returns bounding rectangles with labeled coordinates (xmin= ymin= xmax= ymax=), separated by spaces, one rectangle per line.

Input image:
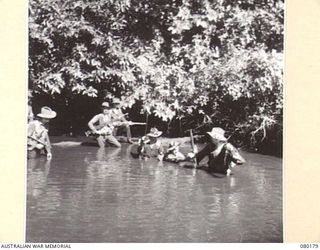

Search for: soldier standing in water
xmin=27 ymin=106 xmax=57 ymax=160
xmin=109 ymin=97 xmax=134 ymax=144
xmin=88 ymin=102 xmax=122 ymax=148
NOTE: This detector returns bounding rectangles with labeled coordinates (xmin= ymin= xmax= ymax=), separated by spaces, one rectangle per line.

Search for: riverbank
xmin=50 ymin=135 xmax=281 ymax=157
xmin=51 ymin=135 xmax=201 ymax=148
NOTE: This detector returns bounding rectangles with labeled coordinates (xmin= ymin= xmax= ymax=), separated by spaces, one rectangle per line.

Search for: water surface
xmin=26 ymin=143 xmax=282 ymax=242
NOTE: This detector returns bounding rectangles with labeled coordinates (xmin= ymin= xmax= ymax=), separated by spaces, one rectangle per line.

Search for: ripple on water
xmin=26 ymin=144 xmax=282 ymax=243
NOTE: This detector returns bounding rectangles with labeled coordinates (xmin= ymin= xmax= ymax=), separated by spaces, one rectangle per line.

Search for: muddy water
xmin=26 ymin=143 xmax=282 ymax=242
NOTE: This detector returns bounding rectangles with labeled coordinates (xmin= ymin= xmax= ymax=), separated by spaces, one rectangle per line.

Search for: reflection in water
xmin=26 ymin=145 xmax=282 ymax=243
xmin=27 ymin=158 xmax=51 ymax=197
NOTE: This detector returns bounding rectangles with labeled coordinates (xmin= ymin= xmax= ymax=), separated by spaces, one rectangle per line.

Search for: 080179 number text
xmin=300 ymin=244 xmax=319 ymax=248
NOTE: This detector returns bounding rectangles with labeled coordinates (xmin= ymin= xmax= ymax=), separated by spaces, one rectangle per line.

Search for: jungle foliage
xmin=29 ymin=0 xmax=284 ymax=154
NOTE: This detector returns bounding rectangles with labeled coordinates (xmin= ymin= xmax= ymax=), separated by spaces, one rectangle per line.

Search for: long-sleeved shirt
xmin=27 ymin=120 xmax=51 ymax=153
xmin=196 ymin=143 xmax=245 ymax=174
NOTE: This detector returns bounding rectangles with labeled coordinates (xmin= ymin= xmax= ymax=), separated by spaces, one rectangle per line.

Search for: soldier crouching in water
xmin=27 ymin=106 xmax=56 ymax=160
xmin=188 ymin=127 xmax=245 ymax=176
xmin=164 ymin=141 xmax=186 ymax=163
xmin=131 ymin=127 xmax=164 ymax=161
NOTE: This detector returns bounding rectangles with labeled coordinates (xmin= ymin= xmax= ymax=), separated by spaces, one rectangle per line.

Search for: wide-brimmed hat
xmin=37 ymin=106 xmax=56 ymax=119
xmin=112 ymin=98 xmax=121 ymax=105
xmin=206 ymin=127 xmax=227 ymax=142
xmin=101 ymin=102 xmax=110 ymax=108
xmin=147 ymin=127 xmax=163 ymax=138
xmin=168 ymin=141 xmax=180 ymax=151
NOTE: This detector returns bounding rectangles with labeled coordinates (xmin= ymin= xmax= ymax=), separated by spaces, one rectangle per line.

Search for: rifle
xmin=28 ymin=136 xmax=47 ymax=150
xmin=95 ymin=121 xmax=146 ymax=129
xmin=113 ymin=121 xmax=146 ymax=126
xmin=86 ymin=121 xmax=147 ymax=137
xmin=189 ymin=129 xmax=198 ymax=168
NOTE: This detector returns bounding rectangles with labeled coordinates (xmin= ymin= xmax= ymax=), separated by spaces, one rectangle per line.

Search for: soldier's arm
xmin=120 ymin=111 xmax=127 ymax=122
xmin=195 ymin=144 xmax=213 ymax=164
xmin=225 ymin=143 xmax=245 ymax=165
xmin=116 ymin=110 xmax=127 ymax=123
xmin=27 ymin=122 xmax=35 ymax=137
xmin=88 ymin=114 xmax=100 ymax=132
xmin=157 ymin=142 xmax=164 ymax=161
xmin=44 ymin=132 xmax=52 ymax=154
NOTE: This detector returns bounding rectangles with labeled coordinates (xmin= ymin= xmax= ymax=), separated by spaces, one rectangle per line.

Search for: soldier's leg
xmin=113 ymin=127 xmax=118 ymax=137
xmin=27 ymin=149 xmax=39 ymax=159
xmin=125 ymin=125 xmax=132 ymax=139
xmin=124 ymin=125 xmax=134 ymax=143
xmin=106 ymin=134 xmax=121 ymax=148
xmin=97 ymin=135 xmax=106 ymax=148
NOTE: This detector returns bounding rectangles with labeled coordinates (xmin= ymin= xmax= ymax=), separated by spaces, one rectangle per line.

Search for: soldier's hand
xmin=157 ymin=154 xmax=164 ymax=161
xmin=187 ymin=152 xmax=195 ymax=159
xmin=193 ymin=145 xmax=198 ymax=153
xmin=47 ymin=152 xmax=52 ymax=160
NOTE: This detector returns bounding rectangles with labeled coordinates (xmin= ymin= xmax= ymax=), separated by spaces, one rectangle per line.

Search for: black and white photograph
xmin=26 ymin=0 xmax=284 ymax=243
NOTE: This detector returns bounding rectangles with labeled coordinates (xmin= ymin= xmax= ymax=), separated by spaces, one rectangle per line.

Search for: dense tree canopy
xmin=29 ymin=0 xmax=284 ymax=154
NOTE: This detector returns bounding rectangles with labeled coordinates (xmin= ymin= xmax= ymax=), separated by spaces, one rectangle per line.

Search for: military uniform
xmin=88 ymin=108 xmax=121 ymax=148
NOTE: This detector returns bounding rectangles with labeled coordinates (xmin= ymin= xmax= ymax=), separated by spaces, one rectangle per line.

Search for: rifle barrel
xmin=189 ymin=129 xmax=197 ymax=168
xmin=28 ymin=136 xmax=46 ymax=146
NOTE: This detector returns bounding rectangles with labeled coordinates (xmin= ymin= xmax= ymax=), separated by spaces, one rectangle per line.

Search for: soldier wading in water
xmin=188 ymin=127 xmax=245 ymax=176
xmin=88 ymin=101 xmax=122 ymax=148
xmin=27 ymin=106 xmax=57 ymax=160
